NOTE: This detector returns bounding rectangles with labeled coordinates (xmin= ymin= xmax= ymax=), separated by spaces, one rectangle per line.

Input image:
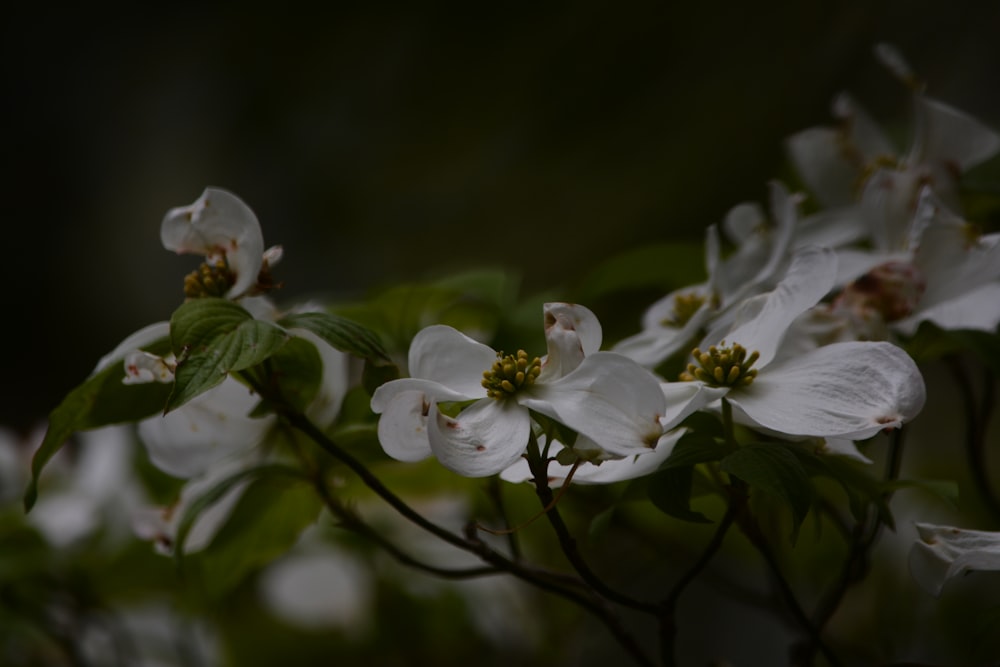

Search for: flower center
xmin=833 ymin=261 xmax=925 ymax=323
xmin=183 ymin=257 xmax=236 ymax=298
xmin=660 ymin=292 xmax=706 ymax=328
xmin=482 ymin=350 xmax=542 ymax=399
xmin=680 ymin=342 xmax=759 ymax=388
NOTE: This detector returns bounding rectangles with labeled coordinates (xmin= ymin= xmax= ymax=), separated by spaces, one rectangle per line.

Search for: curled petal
xmin=123 ymin=351 xmax=173 ymax=385
xmin=523 ymin=352 xmax=666 ymax=457
xmin=727 ymin=341 xmax=925 ymax=440
xmin=909 ymin=523 xmax=1000 ymax=597
xmin=374 ymin=388 xmax=435 ymax=463
xmin=911 ymin=96 xmax=1000 ymax=172
xmin=407 ymin=325 xmax=495 ymax=398
xmin=540 ymin=302 xmax=603 ymax=379
xmin=427 ymin=399 xmax=530 ymax=477
xmin=161 ymin=188 xmax=265 ymax=298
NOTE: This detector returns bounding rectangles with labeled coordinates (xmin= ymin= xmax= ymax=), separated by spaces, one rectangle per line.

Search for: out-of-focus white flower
xmin=909 ymin=523 xmax=1000 ymax=596
xmin=29 ymin=426 xmax=147 ymax=548
xmin=257 ymin=525 xmax=373 ymax=635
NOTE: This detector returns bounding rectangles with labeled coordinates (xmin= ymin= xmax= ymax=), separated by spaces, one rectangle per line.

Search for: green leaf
xmin=662 ymin=430 xmax=731 ymax=469
xmin=166 ymin=299 xmax=289 ymax=412
xmin=279 ymin=311 xmax=394 ymax=367
xmin=647 ymin=466 xmax=713 ymax=523
xmin=183 ymin=470 xmax=322 ymax=598
xmin=575 ymin=242 xmax=707 ymax=301
xmin=24 ymin=340 xmax=173 ymax=511
xmin=254 ymin=336 xmax=323 ymax=414
xmin=721 ymin=444 xmax=813 ymax=542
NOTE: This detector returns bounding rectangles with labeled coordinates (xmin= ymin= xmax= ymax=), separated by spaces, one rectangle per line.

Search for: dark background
xmin=5 ymin=2 xmax=1000 ymax=432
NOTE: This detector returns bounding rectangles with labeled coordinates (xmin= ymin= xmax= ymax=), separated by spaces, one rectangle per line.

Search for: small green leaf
xmin=167 ymin=301 xmax=289 ymax=412
xmin=170 ymin=298 xmax=259 ymax=357
xmin=647 ymin=466 xmax=713 ymax=523
xmin=721 ymin=444 xmax=813 ymax=542
xmin=279 ymin=311 xmax=394 ymax=367
xmin=24 ymin=340 xmax=173 ymax=511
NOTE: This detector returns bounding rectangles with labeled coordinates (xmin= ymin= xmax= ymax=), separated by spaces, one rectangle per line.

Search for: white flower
xmin=787 ymin=48 xmax=1000 ymax=256
xmin=681 ymin=246 xmax=926 ymax=440
xmin=371 ymin=303 xmax=673 ymax=477
xmin=613 ymin=181 xmax=799 ymax=368
xmin=161 ymin=187 xmax=279 ymax=299
xmin=909 ymin=523 xmax=1000 ymax=596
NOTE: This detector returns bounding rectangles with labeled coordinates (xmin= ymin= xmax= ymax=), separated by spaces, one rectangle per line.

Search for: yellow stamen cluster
xmin=680 ymin=342 xmax=759 ymax=388
xmin=660 ymin=292 xmax=706 ymax=327
xmin=183 ymin=258 xmax=236 ymax=299
xmin=482 ymin=350 xmax=542 ymax=399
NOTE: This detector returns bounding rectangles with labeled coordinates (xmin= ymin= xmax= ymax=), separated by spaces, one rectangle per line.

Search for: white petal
xmin=728 ymin=341 xmax=925 ymax=439
xmin=160 ymin=188 xmax=265 ymax=299
xmin=815 ymin=438 xmax=873 ymax=464
xmin=540 ymin=302 xmax=603 ymax=379
xmin=795 ymin=206 xmax=869 ymax=251
xmin=895 ymin=282 xmax=1000 ymax=336
xmin=138 ymin=377 xmax=272 ymax=478
xmin=123 ymin=351 xmax=173 ymax=385
xmin=910 ymin=96 xmax=1000 ymax=172
xmin=786 ymin=127 xmax=858 ymax=207
xmin=909 ymin=523 xmax=1000 ymax=596
xmin=832 ymin=93 xmax=896 ymax=161
xmin=374 ymin=388 xmax=434 ymax=463
xmin=94 ymin=321 xmax=171 ymax=374
xmin=660 ymin=382 xmax=728 ymax=430
xmin=407 ymin=325 xmax=494 ymax=397
xmin=427 ymin=399 xmax=530 ymax=477
xmin=522 ymin=352 xmax=666 ymax=456
xmin=711 ymin=246 xmax=837 ymax=368
xmin=613 ymin=290 xmax=713 ymax=369
xmin=723 ymin=202 xmax=765 ymax=243
xmin=501 ymin=429 xmax=686 ymax=487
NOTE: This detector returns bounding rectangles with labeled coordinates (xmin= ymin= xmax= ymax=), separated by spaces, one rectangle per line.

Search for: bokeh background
xmin=5 ymin=1 xmax=1000 ymax=432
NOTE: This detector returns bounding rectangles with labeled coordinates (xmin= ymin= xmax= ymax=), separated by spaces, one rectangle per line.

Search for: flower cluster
xmin=15 ymin=44 xmax=1000 ymax=666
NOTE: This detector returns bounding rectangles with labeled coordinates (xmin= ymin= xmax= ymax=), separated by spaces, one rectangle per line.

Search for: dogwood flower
xmin=371 ymin=303 xmax=675 ymax=477
xmin=161 ymin=187 xmax=281 ymax=299
xmin=796 ymin=189 xmax=1000 ymax=343
xmin=680 ymin=246 xmax=925 ymax=440
xmin=613 ymin=181 xmax=799 ymax=368
xmin=909 ymin=523 xmax=1000 ymax=596
xmin=787 ymin=45 xmax=1000 ymax=260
